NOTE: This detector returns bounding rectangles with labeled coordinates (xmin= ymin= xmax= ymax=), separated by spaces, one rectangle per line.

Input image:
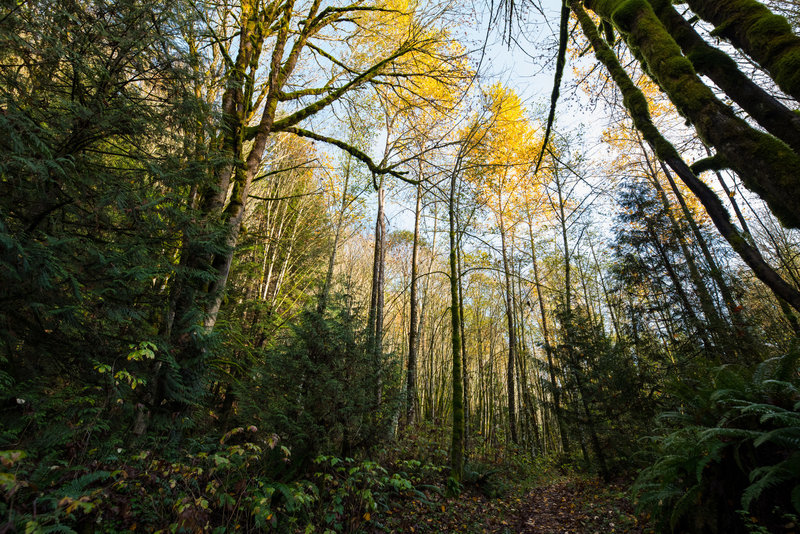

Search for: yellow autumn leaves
xmin=466 ymin=83 xmax=548 ymax=225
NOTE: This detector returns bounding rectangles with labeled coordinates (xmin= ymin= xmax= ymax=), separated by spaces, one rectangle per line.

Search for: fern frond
xmin=741 ymin=456 xmax=800 ymax=510
xmin=61 ymin=470 xmax=113 ymax=497
xmin=670 ymin=483 xmax=701 ymax=531
xmin=40 ymin=525 xmax=78 ymax=534
xmin=699 ymin=427 xmax=759 ymax=442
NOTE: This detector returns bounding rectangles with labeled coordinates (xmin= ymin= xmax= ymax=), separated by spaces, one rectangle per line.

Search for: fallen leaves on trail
xmin=378 ymin=477 xmax=651 ymax=534
xmin=516 ymin=478 xmax=650 ymax=534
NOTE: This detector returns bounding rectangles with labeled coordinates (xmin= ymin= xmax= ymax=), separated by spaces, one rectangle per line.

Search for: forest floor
xmin=366 ymin=426 xmax=654 ymax=534
xmin=380 ymin=475 xmax=652 ymax=533
xmin=2 ymin=423 xmax=655 ymax=533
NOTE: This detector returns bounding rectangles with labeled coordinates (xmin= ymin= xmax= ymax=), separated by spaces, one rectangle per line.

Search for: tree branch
xmin=282 ymin=126 xmax=415 ymax=184
xmin=533 ymin=1 xmax=571 ymax=175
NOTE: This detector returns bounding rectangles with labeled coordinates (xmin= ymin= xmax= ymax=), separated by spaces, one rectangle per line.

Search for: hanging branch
xmin=533 ymin=0 xmax=571 ymax=175
xmin=251 ymin=158 xmax=319 ymax=183
xmin=248 ymin=188 xmax=324 ymax=202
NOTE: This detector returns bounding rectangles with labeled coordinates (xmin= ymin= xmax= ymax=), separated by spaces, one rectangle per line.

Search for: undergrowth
xmin=633 ymin=351 xmax=800 ymax=533
xmin=0 ymin=427 xmax=436 ymax=533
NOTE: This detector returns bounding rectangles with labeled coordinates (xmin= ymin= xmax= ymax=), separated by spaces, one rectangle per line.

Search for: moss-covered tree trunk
xmin=682 ymin=0 xmax=800 ymax=103
xmin=654 ymin=2 xmax=800 ymax=154
xmin=448 ymin=168 xmax=465 ymax=483
xmin=584 ymin=0 xmax=800 ymax=228
xmin=571 ymin=0 xmax=800 ymax=314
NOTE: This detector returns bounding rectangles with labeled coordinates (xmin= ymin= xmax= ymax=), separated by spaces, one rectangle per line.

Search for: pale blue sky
xmin=381 ymin=0 xmax=609 ymax=231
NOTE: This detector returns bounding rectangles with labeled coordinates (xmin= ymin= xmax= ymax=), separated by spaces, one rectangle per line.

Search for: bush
xmin=235 ymin=299 xmax=399 ymax=473
xmin=0 ymin=437 xmax=436 ymax=533
xmin=633 ymin=351 xmax=800 ymax=533
xmin=311 ymin=455 xmax=425 ymax=533
xmin=0 ymin=429 xmax=315 ymax=533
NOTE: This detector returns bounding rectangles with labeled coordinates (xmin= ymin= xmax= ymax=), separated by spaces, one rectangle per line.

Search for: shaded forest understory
xmin=2 ymin=0 xmax=800 ymax=533
xmin=3 ymin=423 xmax=654 ymax=533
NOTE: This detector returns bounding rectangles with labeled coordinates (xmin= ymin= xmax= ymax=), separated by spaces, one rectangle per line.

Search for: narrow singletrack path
xmin=513 ymin=478 xmax=648 ymax=534
xmin=385 ymin=476 xmax=650 ymax=533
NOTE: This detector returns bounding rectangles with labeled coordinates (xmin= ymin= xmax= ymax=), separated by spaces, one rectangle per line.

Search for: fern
xmin=670 ymin=483 xmax=701 ymax=532
xmin=60 ymin=470 xmax=113 ymax=498
xmin=37 ymin=525 xmax=78 ymax=534
xmin=634 ymin=350 xmax=800 ymax=532
xmin=742 ymin=455 xmax=800 ymax=510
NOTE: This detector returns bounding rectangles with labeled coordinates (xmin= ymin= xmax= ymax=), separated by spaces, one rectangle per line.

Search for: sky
xmin=382 ymin=0 xmax=609 ymax=233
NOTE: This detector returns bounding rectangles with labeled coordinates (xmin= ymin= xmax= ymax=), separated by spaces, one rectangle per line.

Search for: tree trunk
xmin=368 ymin=184 xmax=386 ymax=407
xmin=525 ymin=204 xmax=570 ymax=453
xmin=500 ymin=214 xmax=518 ymax=445
xmin=572 ymin=0 xmax=800 ymax=313
xmin=456 ymin=224 xmax=470 ymax=457
xmin=584 ymin=0 xmax=800 ymax=228
xmin=449 ymin=167 xmax=465 ymax=482
xmin=406 ymin=180 xmax=422 ymax=426
xmin=318 ymin=156 xmax=353 ymax=314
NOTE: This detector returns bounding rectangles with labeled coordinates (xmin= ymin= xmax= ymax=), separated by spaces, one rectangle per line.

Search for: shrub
xmin=236 ymin=300 xmax=399 ymax=473
xmin=633 ymin=351 xmax=800 ymax=533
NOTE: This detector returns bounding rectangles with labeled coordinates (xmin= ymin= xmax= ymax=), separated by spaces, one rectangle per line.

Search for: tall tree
xmin=162 ymin=0 xmax=452 ymax=412
xmin=467 ymin=84 xmax=540 ymax=444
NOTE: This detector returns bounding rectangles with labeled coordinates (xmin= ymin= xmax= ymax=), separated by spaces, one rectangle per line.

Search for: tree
xmin=318 ymin=107 xmax=375 ymax=315
xmin=561 ymin=0 xmax=800 ymax=318
xmin=498 ymin=0 xmax=800 ymax=319
xmin=0 ymin=0 xmax=206 ymax=428
xmin=162 ymin=0 xmax=455 ymax=413
xmin=466 ymin=84 xmax=541 ymax=444
xmin=576 ymin=0 xmax=800 ymax=228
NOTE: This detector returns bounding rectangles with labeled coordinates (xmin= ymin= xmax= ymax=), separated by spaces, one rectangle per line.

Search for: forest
xmin=1 ymin=0 xmax=800 ymax=532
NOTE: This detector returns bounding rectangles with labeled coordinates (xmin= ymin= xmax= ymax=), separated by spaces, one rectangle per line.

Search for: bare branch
xmin=282 ymin=126 xmax=416 ymax=185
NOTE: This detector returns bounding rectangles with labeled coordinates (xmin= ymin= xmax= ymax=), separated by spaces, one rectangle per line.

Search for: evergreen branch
xmin=187 ymin=0 xmax=235 ymax=69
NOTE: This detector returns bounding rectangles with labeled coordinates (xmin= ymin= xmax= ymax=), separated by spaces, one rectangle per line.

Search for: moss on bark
xmin=686 ymin=0 xmax=800 ymax=102
xmin=570 ymin=0 xmax=800 ymax=312
xmin=586 ymin=0 xmax=800 ymax=228
xmin=690 ymin=154 xmax=729 ymax=175
xmin=654 ymin=2 xmax=800 ymax=155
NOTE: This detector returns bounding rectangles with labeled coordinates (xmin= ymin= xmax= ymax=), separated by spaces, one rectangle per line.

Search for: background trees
xmin=2 ymin=0 xmax=800 ymax=531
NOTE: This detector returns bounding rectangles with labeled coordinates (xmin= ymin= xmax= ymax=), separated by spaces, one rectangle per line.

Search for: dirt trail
xmin=386 ymin=476 xmax=650 ymax=533
xmin=512 ymin=479 xmax=648 ymax=534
